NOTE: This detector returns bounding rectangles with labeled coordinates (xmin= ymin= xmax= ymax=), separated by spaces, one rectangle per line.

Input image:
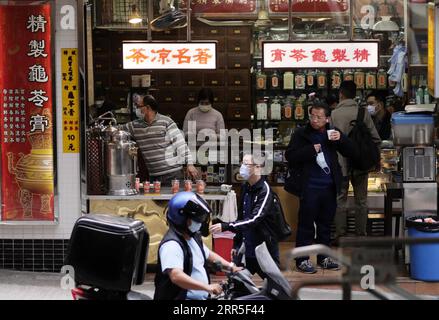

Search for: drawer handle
xmin=234 ymin=30 xmax=241 ymax=34
xmin=165 ymin=81 xmax=172 ymax=85
xmin=214 ymin=98 xmax=218 ymax=102
xmin=235 ymin=80 xmax=241 ymax=85
xmin=188 ymin=81 xmax=195 ymax=85
xmin=119 ymin=98 xmax=125 ymax=102
xmin=96 ymin=64 xmax=102 ymax=68
xmin=235 ymin=114 xmax=241 ymax=118
xmin=212 ymin=80 xmax=218 ymax=85
xmin=234 ymin=64 xmax=241 ymax=68
xmin=118 ymin=81 xmax=125 ymax=85
xmin=211 ymin=30 xmax=218 ymax=34
xmin=189 ymin=98 xmax=195 ymax=102
xmin=166 ymin=97 xmax=172 ymax=101
xmin=235 ymin=97 xmax=241 ymax=101
xmin=235 ymin=47 xmax=241 ymax=51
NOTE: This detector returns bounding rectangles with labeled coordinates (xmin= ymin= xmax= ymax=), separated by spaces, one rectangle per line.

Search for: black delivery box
xmin=65 ymin=214 xmax=149 ymax=292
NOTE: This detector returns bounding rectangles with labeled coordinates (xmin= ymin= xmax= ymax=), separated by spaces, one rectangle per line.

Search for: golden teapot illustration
xmin=7 ymin=111 xmax=54 ymax=218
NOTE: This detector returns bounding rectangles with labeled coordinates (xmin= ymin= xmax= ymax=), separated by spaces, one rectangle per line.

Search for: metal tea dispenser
xmin=104 ymin=128 xmax=138 ymax=196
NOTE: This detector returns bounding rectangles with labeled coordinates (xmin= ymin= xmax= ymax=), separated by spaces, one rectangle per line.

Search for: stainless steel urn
xmin=104 ymin=129 xmax=138 ymax=195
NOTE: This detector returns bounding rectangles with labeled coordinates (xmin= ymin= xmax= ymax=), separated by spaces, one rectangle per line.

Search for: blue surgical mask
xmin=135 ymin=107 xmax=144 ymax=119
xmin=188 ymin=220 xmax=202 ymax=233
xmin=239 ymin=164 xmax=251 ymax=180
xmin=316 ymin=151 xmax=331 ymax=174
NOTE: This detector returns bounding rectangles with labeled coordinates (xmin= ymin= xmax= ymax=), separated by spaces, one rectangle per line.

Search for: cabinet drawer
xmin=111 ymin=73 xmax=131 ymax=87
xmin=203 ymin=70 xmax=225 ymax=86
xmin=217 ymin=53 xmax=226 ymax=69
xmin=227 ymin=54 xmax=250 ymax=69
xmin=227 ymin=70 xmax=249 ymax=86
xmin=227 ymin=88 xmax=249 ymax=103
xmin=211 ymin=88 xmax=225 ymax=103
xmin=226 ymin=120 xmax=251 ymax=130
xmin=181 ymin=72 xmax=202 ymax=86
xmin=227 ymin=37 xmax=250 ymax=53
xmin=157 ymin=89 xmax=181 ymax=104
xmin=110 ymin=88 xmax=130 ymax=106
xmin=94 ymin=73 xmax=110 ymax=89
xmin=93 ymin=37 xmax=110 ymax=54
xmin=157 ymin=72 xmax=180 ymax=87
xmin=227 ymin=27 xmax=251 ymax=37
xmin=158 ymin=103 xmax=184 ymax=124
xmin=193 ymin=36 xmax=225 ymax=53
xmin=227 ymin=104 xmax=251 ymax=121
xmin=181 ymin=88 xmax=201 ymax=104
xmin=94 ymin=55 xmax=110 ymax=72
xmin=203 ymin=26 xmax=225 ymax=36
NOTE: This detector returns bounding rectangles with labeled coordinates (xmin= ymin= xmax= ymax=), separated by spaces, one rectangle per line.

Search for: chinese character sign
xmin=269 ymin=0 xmax=349 ymax=14
xmin=263 ymin=42 xmax=379 ymax=69
xmin=0 ymin=4 xmax=54 ymax=221
xmin=123 ymin=42 xmax=217 ymax=70
xmin=179 ymin=0 xmax=256 ymax=14
xmin=61 ymin=49 xmax=79 ymax=153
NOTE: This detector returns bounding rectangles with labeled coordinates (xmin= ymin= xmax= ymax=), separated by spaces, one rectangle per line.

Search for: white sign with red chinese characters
xmin=263 ymin=42 xmax=379 ymax=69
xmin=123 ymin=42 xmax=217 ymax=70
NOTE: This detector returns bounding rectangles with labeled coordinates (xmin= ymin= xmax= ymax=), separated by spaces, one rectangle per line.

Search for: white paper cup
xmin=327 ymin=129 xmax=336 ymax=140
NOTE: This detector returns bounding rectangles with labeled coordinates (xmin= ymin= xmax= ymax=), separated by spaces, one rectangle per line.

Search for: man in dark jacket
xmin=285 ymin=101 xmax=355 ymax=273
xmin=210 ymin=153 xmax=280 ymax=278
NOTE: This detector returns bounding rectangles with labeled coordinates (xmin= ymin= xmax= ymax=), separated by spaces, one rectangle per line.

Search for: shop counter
xmin=85 ymin=188 xmax=228 ymax=264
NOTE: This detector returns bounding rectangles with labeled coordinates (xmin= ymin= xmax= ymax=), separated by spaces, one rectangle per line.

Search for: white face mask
xmin=239 ymin=164 xmax=251 ymax=181
xmin=135 ymin=107 xmax=144 ymax=119
xmin=316 ymin=151 xmax=331 ymax=175
xmin=367 ymin=105 xmax=376 ymax=116
xmin=199 ymin=104 xmax=212 ymax=112
xmin=188 ymin=220 xmax=202 ymax=233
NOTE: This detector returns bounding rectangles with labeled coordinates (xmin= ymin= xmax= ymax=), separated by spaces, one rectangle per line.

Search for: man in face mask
xmin=120 ymin=94 xmax=200 ymax=186
xmin=155 ymin=192 xmax=242 ymax=300
xmin=183 ymin=88 xmax=225 ymax=138
xmin=210 ymin=153 xmax=281 ymax=279
xmin=366 ymin=92 xmax=391 ymax=140
xmin=285 ymin=101 xmax=355 ymax=274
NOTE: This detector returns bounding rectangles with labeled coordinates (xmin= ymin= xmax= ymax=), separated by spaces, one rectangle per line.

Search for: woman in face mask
xmin=183 ymin=88 xmax=225 ymax=138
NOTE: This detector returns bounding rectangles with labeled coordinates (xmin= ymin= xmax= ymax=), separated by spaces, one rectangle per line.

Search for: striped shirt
xmin=120 ymin=113 xmax=193 ymax=177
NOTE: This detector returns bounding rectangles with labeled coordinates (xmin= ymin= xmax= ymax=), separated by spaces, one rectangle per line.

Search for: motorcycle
xmin=65 ymin=214 xmax=152 ymax=300
xmin=212 ymin=242 xmax=293 ymax=300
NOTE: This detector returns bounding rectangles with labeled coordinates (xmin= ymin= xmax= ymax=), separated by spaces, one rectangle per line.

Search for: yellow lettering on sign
xmin=61 ymin=48 xmax=79 ymax=153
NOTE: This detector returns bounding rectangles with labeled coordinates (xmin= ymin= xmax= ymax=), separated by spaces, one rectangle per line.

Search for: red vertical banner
xmin=0 ymin=3 xmax=54 ymax=221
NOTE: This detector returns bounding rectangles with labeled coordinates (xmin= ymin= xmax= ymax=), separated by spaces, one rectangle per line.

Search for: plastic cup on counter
xmin=153 ymin=180 xmax=161 ymax=193
xmin=143 ymin=181 xmax=150 ymax=194
xmin=171 ymin=179 xmax=180 ymax=194
xmin=196 ymin=180 xmax=206 ymax=194
xmin=184 ymin=180 xmax=193 ymax=192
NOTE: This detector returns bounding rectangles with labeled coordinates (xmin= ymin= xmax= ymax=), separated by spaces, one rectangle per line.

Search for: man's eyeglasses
xmin=241 ymin=162 xmax=257 ymax=167
xmin=309 ymin=115 xmax=327 ymax=120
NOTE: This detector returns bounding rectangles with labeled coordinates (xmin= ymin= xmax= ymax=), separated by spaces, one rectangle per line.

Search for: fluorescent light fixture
xmin=373 ymin=16 xmax=399 ymax=31
xmin=128 ymin=4 xmax=142 ymax=24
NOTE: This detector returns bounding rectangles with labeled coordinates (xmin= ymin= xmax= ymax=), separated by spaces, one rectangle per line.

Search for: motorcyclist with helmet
xmin=154 ymin=191 xmax=242 ymax=300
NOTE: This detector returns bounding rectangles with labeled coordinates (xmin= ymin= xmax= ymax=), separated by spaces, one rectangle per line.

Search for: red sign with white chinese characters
xmin=269 ymin=0 xmax=349 ymax=14
xmin=0 ymin=4 xmax=55 ymax=221
xmin=179 ymin=0 xmax=257 ymax=14
xmin=263 ymin=42 xmax=379 ymax=69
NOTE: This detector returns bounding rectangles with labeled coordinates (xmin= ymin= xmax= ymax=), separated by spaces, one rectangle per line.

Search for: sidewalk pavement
xmin=0 ymin=269 xmax=437 ymax=300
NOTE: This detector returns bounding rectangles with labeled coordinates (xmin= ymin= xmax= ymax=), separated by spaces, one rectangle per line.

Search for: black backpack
xmin=348 ymin=107 xmax=380 ymax=171
xmin=271 ymin=192 xmax=292 ymax=241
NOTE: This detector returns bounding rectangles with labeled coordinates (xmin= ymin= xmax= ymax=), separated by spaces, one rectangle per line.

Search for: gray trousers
xmin=335 ymin=171 xmax=369 ymax=237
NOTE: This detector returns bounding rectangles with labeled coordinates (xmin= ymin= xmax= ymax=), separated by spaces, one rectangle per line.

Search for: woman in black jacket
xmin=284 ymin=101 xmax=355 ymax=274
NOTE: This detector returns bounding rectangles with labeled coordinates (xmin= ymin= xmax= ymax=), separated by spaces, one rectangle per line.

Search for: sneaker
xmin=318 ymin=257 xmax=340 ymax=271
xmin=296 ymin=260 xmax=317 ymax=274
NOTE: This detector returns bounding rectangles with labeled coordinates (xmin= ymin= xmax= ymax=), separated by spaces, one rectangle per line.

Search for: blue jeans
xmin=295 ymin=186 xmax=337 ymax=265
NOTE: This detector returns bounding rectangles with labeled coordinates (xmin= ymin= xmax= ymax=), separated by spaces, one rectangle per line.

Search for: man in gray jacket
xmin=331 ymin=81 xmax=381 ymax=239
